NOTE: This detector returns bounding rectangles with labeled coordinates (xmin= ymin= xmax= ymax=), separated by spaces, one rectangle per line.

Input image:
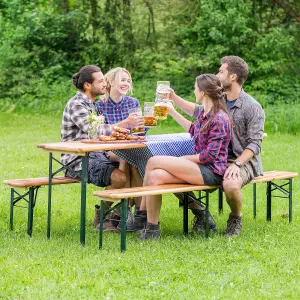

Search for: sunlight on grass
xmin=0 ymin=112 xmax=299 ymax=299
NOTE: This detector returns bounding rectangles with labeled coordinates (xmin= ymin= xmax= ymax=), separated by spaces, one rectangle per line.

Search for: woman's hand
xmin=126 ymin=113 xmax=144 ymax=128
xmin=168 ymin=88 xmax=176 ymax=101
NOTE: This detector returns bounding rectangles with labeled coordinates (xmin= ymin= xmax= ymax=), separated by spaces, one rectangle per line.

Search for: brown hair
xmin=72 ymin=65 xmax=101 ymax=91
xmin=220 ymin=56 xmax=248 ymax=85
xmin=196 ymin=74 xmax=230 ymax=131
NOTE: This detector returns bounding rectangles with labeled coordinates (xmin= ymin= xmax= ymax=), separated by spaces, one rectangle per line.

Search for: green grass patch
xmin=0 ymin=112 xmax=300 ymax=299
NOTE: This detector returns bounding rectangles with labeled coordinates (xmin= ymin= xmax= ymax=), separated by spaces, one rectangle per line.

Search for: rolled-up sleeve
xmin=245 ymin=104 xmax=265 ymax=155
xmin=199 ymin=117 xmax=227 ymax=164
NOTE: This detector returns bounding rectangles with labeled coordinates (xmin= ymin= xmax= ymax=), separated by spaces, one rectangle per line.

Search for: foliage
xmin=0 ymin=0 xmax=299 ymax=132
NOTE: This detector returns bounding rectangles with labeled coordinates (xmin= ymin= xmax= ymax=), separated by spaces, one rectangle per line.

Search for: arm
xmin=169 ymin=89 xmax=197 ymax=117
xmin=168 ymin=107 xmax=192 ymax=131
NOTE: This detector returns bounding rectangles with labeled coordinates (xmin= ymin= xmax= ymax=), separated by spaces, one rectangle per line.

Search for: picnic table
xmin=37 ymin=140 xmax=146 ymax=245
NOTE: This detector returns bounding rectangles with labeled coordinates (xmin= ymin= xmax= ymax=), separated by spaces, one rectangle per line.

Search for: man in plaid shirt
xmin=61 ymin=65 xmax=143 ymax=231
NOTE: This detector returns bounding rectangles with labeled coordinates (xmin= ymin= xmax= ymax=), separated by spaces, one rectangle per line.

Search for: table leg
xmin=47 ymin=152 xmax=53 ymax=239
xmin=80 ymin=154 xmax=88 ymax=245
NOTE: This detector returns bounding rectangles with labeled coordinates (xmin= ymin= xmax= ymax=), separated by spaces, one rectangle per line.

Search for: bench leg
xmin=218 ymin=188 xmax=223 ymax=214
xmin=120 ymin=198 xmax=128 ymax=252
xmin=253 ymin=183 xmax=257 ymax=219
xmin=205 ymin=191 xmax=210 ymax=239
xmin=27 ymin=187 xmax=34 ymax=236
xmin=183 ymin=192 xmax=189 ymax=236
xmin=99 ymin=200 xmax=105 ymax=249
xmin=289 ymin=178 xmax=292 ymax=223
xmin=10 ymin=188 xmax=14 ymax=231
xmin=266 ymin=181 xmax=272 ymax=221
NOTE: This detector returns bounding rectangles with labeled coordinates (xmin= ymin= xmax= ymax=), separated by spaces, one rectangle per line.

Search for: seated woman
xmin=140 ymin=74 xmax=231 ymax=240
xmin=94 ymin=67 xmax=144 ymax=231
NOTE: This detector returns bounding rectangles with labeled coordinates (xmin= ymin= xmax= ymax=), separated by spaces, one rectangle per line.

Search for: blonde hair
xmin=104 ymin=67 xmax=133 ymax=97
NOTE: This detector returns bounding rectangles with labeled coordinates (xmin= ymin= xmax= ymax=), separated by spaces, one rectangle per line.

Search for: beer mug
xmin=156 ymin=81 xmax=170 ymax=102
xmin=128 ymin=107 xmax=145 ymax=134
xmin=144 ymin=102 xmax=157 ymax=127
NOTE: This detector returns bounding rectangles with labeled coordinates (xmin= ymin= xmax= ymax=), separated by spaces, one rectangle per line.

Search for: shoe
xmin=96 ymin=212 xmax=120 ymax=233
xmin=191 ymin=206 xmax=217 ymax=233
xmin=126 ymin=210 xmax=147 ymax=232
xmin=139 ymin=222 xmax=160 ymax=240
xmin=224 ymin=213 xmax=242 ymax=237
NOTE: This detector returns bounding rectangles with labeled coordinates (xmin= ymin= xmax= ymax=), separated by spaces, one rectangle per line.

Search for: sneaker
xmin=224 ymin=213 xmax=242 ymax=237
xmin=126 ymin=210 xmax=147 ymax=232
xmin=96 ymin=212 xmax=120 ymax=233
xmin=139 ymin=222 xmax=160 ymax=240
xmin=191 ymin=206 xmax=217 ymax=233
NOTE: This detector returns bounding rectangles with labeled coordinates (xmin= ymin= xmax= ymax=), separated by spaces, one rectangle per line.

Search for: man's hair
xmin=72 ymin=65 xmax=101 ymax=91
xmin=220 ymin=56 xmax=248 ymax=85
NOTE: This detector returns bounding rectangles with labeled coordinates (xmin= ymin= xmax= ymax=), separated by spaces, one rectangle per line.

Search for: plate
xmin=80 ymin=139 xmax=146 ymax=144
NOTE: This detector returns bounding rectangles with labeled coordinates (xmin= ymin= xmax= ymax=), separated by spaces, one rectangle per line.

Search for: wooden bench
xmin=3 ymin=176 xmax=80 ymax=236
xmin=93 ymin=170 xmax=298 ymax=252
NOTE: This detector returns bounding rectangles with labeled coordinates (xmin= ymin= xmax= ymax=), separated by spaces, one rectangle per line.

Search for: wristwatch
xmin=234 ymin=161 xmax=242 ymax=168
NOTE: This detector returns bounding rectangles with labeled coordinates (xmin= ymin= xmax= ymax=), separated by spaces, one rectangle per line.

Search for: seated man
xmin=61 ymin=65 xmax=143 ymax=231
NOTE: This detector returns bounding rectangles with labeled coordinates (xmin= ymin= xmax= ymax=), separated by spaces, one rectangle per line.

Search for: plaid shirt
xmin=189 ymin=108 xmax=231 ymax=175
xmin=61 ymin=91 xmax=97 ymax=172
xmin=96 ymin=96 xmax=140 ymax=125
xmin=194 ymin=89 xmax=265 ymax=178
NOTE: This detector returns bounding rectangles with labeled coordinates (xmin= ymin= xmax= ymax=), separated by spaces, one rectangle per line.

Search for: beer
xmin=132 ymin=126 xmax=145 ymax=134
xmin=144 ymin=116 xmax=157 ymax=127
xmin=154 ymin=104 xmax=168 ymax=120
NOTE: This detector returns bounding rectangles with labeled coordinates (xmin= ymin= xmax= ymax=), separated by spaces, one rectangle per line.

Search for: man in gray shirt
xmin=171 ymin=56 xmax=265 ymax=237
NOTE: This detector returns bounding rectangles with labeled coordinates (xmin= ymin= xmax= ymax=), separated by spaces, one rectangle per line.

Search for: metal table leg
xmin=80 ymin=154 xmax=88 ymax=245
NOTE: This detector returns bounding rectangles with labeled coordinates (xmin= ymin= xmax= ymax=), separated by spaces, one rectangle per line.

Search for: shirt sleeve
xmin=69 ymin=102 xmax=90 ymax=134
xmin=199 ymin=116 xmax=228 ymax=165
xmin=245 ymin=103 xmax=265 ymax=155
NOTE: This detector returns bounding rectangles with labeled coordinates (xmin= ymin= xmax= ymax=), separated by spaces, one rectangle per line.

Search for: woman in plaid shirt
xmin=140 ymin=74 xmax=231 ymax=240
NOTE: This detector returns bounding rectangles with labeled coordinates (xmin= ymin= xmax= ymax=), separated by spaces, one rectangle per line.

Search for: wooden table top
xmin=37 ymin=140 xmax=146 ymax=155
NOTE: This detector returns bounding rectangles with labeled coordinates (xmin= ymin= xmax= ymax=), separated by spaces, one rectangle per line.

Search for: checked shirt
xmin=189 ymin=107 xmax=231 ymax=176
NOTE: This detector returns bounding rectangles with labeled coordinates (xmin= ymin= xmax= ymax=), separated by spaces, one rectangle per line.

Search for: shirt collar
xmin=107 ymin=96 xmax=125 ymax=107
xmin=231 ymin=89 xmax=246 ymax=108
xmin=199 ymin=106 xmax=212 ymax=120
xmin=76 ymin=91 xmax=94 ymax=105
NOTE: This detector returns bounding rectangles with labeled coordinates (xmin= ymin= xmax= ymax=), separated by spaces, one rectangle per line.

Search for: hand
xmin=168 ymin=88 xmax=176 ymax=101
xmin=158 ymin=101 xmax=176 ymax=116
xmin=224 ymin=163 xmax=241 ymax=179
xmin=126 ymin=113 xmax=144 ymax=128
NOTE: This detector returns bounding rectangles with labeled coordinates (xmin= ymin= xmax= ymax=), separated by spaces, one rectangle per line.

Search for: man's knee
xmin=222 ymin=178 xmax=243 ymax=194
xmin=110 ymin=168 xmax=126 ymax=188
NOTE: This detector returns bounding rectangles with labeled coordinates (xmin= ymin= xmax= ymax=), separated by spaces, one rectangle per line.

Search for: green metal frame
xmin=98 ymin=199 xmax=128 ymax=252
xmin=218 ymin=179 xmax=294 ymax=222
xmin=47 ymin=153 xmax=87 ymax=244
xmin=9 ymin=186 xmax=39 ymax=236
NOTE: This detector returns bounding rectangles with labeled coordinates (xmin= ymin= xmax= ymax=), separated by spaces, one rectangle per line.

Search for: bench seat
xmin=93 ymin=170 xmax=298 ymax=252
xmin=3 ymin=176 xmax=80 ymax=236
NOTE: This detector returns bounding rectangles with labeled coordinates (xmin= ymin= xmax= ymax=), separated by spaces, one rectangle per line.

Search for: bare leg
xmin=144 ymin=156 xmax=205 ymax=224
xmin=130 ymin=165 xmax=142 ymax=207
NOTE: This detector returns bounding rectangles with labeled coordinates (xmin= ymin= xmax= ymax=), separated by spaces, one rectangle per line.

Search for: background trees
xmin=0 ymin=0 xmax=299 ymax=131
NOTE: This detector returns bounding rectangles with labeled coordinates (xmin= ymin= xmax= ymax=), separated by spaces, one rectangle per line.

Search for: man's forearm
xmin=172 ymin=94 xmax=196 ymax=117
xmin=235 ymin=148 xmax=255 ymax=165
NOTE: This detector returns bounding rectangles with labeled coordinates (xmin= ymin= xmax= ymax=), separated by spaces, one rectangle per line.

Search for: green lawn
xmin=0 ymin=112 xmax=299 ymax=299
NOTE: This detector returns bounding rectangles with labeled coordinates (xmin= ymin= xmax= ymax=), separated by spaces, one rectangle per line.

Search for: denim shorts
xmin=198 ymin=164 xmax=223 ymax=185
xmin=66 ymin=152 xmax=119 ymax=187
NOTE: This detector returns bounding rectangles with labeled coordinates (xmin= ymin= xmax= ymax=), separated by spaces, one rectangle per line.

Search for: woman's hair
xmin=72 ymin=65 xmax=101 ymax=91
xmin=196 ymin=74 xmax=230 ymax=130
xmin=104 ymin=67 xmax=133 ymax=97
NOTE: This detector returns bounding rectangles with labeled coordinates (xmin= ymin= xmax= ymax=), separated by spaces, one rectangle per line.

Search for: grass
xmin=0 ymin=112 xmax=300 ymax=299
